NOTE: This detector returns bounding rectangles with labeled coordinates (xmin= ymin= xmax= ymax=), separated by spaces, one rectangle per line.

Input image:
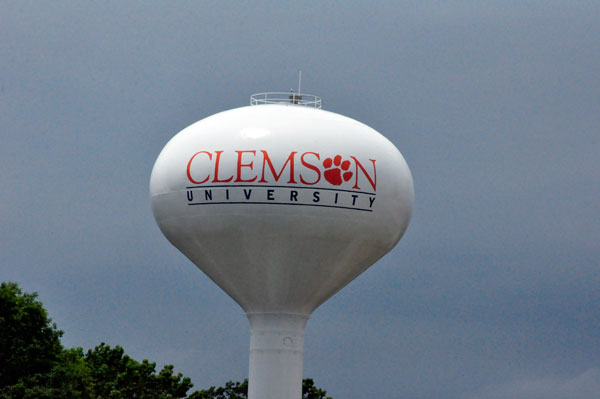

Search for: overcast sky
xmin=2 ymin=1 xmax=599 ymax=398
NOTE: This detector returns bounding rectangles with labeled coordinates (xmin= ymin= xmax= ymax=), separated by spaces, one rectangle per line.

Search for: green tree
xmin=302 ymin=378 xmax=332 ymax=399
xmin=1 ymin=348 xmax=93 ymax=398
xmin=0 ymin=282 xmax=64 ymax=389
xmin=0 ymin=282 xmax=332 ymax=398
xmin=191 ymin=379 xmax=247 ymax=399
xmin=2 ymin=343 xmax=196 ymax=399
xmin=85 ymin=342 xmax=193 ymax=398
xmin=1 ymin=283 xmax=195 ymax=398
xmin=193 ymin=378 xmax=332 ymax=399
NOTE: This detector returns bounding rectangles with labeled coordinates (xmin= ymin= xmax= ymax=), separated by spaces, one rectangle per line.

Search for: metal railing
xmin=250 ymin=92 xmax=322 ymax=108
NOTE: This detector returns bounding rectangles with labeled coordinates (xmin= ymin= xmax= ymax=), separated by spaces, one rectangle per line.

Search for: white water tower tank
xmin=150 ymin=92 xmax=414 ymax=399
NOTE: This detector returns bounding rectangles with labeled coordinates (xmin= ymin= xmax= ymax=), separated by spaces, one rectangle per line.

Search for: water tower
xmin=150 ymin=92 xmax=413 ymax=399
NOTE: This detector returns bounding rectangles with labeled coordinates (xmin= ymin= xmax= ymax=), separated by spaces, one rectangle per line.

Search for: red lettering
xmin=351 ymin=157 xmax=376 ymax=191
xmin=299 ymin=152 xmax=321 ymax=185
xmin=235 ymin=150 xmax=257 ymax=182
xmin=188 ymin=150 xmax=376 ymax=191
xmin=212 ymin=150 xmax=233 ymax=183
xmin=259 ymin=150 xmax=297 ymax=184
xmin=186 ymin=151 xmax=212 ymax=184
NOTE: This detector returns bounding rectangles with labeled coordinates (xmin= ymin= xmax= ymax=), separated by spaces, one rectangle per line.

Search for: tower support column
xmin=247 ymin=312 xmax=309 ymax=399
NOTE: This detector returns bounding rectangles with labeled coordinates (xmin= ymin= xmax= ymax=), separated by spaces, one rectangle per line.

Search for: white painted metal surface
xmin=150 ymin=103 xmax=413 ymax=399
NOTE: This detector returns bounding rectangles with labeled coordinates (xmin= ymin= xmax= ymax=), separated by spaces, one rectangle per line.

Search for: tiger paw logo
xmin=323 ymin=155 xmax=353 ymax=186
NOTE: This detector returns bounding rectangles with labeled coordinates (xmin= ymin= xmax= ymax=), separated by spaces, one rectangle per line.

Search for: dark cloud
xmin=470 ymin=368 xmax=600 ymax=399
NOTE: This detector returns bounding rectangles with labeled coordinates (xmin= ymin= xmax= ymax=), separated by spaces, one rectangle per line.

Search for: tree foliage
xmin=0 ymin=282 xmax=332 ymax=398
xmin=0 ymin=282 xmax=64 ymax=389
xmin=302 ymin=379 xmax=332 ymax=399
xmin=83 ymin=343 xmax=194 ymax=398
xmin=193 ymin=378 xmax=332 ymax=399
xmin=191 ymin=379 xmax=247 ymax=399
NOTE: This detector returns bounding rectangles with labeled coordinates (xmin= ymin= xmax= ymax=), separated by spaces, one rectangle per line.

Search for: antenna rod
xmin=298 ymin=70 xmax=302 ymax=95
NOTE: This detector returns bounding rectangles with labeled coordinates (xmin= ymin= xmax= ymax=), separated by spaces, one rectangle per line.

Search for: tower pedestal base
xmin=247 ymin=312 xmax=309 ymax=399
